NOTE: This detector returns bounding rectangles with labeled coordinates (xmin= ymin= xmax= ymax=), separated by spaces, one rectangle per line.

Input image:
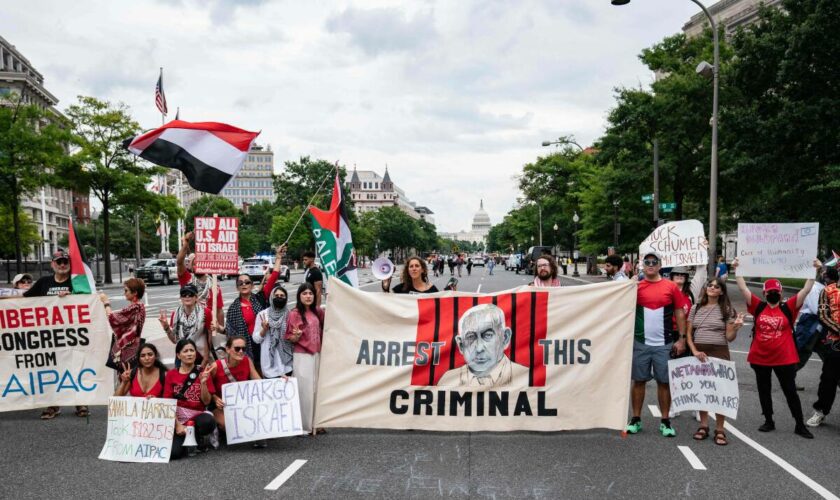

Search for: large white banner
xmin=0 ymin=295 xmax=111 ymax=411
xmin=315 ymin=279 xmax=637 ymax=432
xmin=668 ymin=357 xmax=739 ymax=419
xmin=736 ymin=222 xmax=819 ymax=279
xmin=99 ymin=397 xmax=177 ymax=463
xmin=223 ymin=377 xmax=304 ymax=444
xmin=639 ymin=219 xmax=708 ymax=268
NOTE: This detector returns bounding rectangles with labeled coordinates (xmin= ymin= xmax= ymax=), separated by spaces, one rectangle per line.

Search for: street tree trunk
xmin=102 ymin=194 xmax=113 ymax=284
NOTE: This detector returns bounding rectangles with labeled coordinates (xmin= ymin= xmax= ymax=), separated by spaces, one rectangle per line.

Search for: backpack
xmin=751 ymin=301 xmax=794 ymax=340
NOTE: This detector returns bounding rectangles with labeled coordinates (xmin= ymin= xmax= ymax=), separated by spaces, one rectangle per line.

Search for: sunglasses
xmin=237 ymin=280 xmax=252 ymax=286
xmin=231 ymin=346 xmax=246 ymax=353
xmin=180 ymin=292 xmax=197 ymax=298
xmin=643 ymin=259 xmax=659 ymax=266
xmin=18 ymin=279 xmax=32 ymax=284
xmin=54 ymin=258 xmax=69 ymax=265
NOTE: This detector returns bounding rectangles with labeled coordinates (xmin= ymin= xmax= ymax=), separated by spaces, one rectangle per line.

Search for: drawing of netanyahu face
xmin=455 ymin=304 xmax=511 ymax=376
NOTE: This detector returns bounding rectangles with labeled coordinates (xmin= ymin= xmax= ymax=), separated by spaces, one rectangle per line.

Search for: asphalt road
xmin=1 ymin=266 xmax=839 ymax=499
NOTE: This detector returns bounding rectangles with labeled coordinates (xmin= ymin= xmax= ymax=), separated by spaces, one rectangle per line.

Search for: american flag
xmin=155 ymin=69 xmax=167 ymax=115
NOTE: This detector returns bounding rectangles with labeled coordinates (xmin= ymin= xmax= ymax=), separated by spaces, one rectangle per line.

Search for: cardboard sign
xmin=223 ymin=377 xmax=304 ymax=444
xmin=736 ymin=222 xmax=819 ymax=278
xmin=639 ymin=220 xmax=708 ymax=268
xmin=98 ymin=397 xmax=177 ymax=463
xmin=193 ymin=216 xmax=239 ymax=275
xmin=315 ymin=279 xmax=636 ymax=432
xmin=0 ymin=295 xmax=111 ymax=411
xmin=668 ymin=357 xmax=739 ymax=419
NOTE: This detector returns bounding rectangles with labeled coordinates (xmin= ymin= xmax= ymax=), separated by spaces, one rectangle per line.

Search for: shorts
xmin=632 ymin=341 xmax=672 ymax=384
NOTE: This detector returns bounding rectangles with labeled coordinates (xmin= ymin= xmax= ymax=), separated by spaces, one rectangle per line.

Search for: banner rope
xmin=282 ymin=162 xmax=338 ymax=246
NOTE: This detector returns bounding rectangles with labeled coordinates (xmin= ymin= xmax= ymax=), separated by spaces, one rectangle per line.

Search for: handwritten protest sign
xmin=736 ymin=222 xmax=819 ymax=279
xmin=193 ymin=216 xmax=239 ymax=275
xmin=668 ymin=357 xmax=739 ymax=419
xmin=223 ymin=377 xmax=304 ymax=444
xmin=99 ymin=397 xmax=177 ymax=463
xmin=639 ymin=220 xmax=708 ymax=268
xmin=0 ymin=295 xmax=111 ymax=411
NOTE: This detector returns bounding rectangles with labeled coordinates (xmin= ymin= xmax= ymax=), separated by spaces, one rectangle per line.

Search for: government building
xmin=346 ymin=167 xmax=430 ymax=223
xmin=438 ymin=200 xmax=492 ymax=247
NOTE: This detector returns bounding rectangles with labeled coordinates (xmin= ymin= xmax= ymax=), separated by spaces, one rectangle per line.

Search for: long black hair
xmin=295 ymin=282 xmax=321 ymax=326
xmin=131 ymin=343 xmax=167 ymax=394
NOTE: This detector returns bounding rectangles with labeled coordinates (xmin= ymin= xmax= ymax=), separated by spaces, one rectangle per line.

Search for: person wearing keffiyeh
xmin=160 ymin=284 xmax=215 ymax=367
xmin=225 ymin=244 xmax=287 ymax=372
xmin=253 ymin=284 xmax=294 ymax=378
xmin=100 ymin=278 xmax=147 ymax=370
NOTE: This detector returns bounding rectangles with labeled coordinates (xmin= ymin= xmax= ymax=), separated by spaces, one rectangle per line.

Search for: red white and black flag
xmin=155 ymin=68 xmax=168 ymax=115
xmin=123 ymin=120 xmax=260 ymax=194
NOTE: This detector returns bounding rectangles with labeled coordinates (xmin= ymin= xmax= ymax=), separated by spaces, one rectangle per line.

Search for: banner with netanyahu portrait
xmin=0 ymin=295 xmax=112 ymax=411
xmin=315 ymin=279 xmax=636 ymax=432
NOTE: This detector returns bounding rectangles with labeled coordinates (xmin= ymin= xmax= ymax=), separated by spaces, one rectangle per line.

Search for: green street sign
xmin=641 ymin=194 xmax=653 ymax=203
xmin=659 ymin=202 xmax=676 ymax=212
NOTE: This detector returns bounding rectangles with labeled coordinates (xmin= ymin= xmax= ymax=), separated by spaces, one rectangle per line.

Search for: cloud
xmin=325 ymin=6 xmax=436 ymax=56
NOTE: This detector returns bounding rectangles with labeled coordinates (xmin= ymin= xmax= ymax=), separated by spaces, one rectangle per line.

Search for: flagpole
xmin=282 ymin=162 xmax=338 ymax=246
xmin=160 ymin=67 xmax=165 ymax=126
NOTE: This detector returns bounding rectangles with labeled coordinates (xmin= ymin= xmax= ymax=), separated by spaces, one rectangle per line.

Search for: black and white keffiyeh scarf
xmin=225 ymin=293 xmax=266 ymax=357
xmin=266 ymin=304 xmax=293 ymax=370
xmin=173 ymin=305 xmax=204 ymax=342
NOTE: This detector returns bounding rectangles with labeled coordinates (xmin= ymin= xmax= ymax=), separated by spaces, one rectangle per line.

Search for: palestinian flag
xmin=68 ymin=221 xmax=96 ymax=294
xmin=826 ymin=250 xmax=840 ymax=267
xmin=124 ymin=120 xmax=259 ymax=194
xmin=309 ymin=173 xmax=358 ymax=287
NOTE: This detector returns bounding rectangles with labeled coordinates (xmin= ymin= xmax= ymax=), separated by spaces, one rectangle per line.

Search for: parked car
xmin=134 ymin=258 xmax=177 ymax=285
xmin=239 ymin=257 xmax=290 ymax=282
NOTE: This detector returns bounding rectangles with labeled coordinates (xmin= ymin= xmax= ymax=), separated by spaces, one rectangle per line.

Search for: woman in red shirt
xmin=115 ymin=343 xmax=166 ymax=399
xmin=288 ymin=282 xmax=325 ymax=435
xmin=733 ymin=258 xmax=821 ymax=439
xmin=210 ymin=336 xmax=262 ymax=442
xmin=163 ymin=339 xmax=216 ymax=458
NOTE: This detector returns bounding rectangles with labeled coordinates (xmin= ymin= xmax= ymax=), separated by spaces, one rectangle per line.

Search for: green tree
xmin=66 ymin=96 xmax=159 ymax=283
xmin=0 ymin=95 xmax=79 ymax=264
xmin=372 ymin=206 xmax=419 ymax=259
xmin=184 ymin=196 xmax=241 ymax=231
xmin=269 ymin=206 xmax=313 ymax=259
xmin=0 ymin=205 xmax=40 ymax=259
xmin=274 ymin=157 xmax=347 ymax=211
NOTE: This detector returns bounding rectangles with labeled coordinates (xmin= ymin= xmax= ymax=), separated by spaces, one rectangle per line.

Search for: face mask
xmin=272 ymin=297 xmax=287 ymax=309
xmin=766 ymin=291 xmax=781 ymax=304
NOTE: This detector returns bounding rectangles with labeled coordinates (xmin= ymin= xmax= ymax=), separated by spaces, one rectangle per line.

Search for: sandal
xmin=693 ymin=426 xmax=709 ymax=441
xmin=714 ymin=430 xmax=728 ymax=446
xmin=75 ymin=406 xmax=90 ymax=418
xmin=40 ymin=407 xmax=60 ymax=420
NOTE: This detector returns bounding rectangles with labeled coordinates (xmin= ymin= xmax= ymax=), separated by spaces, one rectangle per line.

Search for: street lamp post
xmin=612 ymin=199 xmax=620 ymax=248
xmin=541 ymin=136 xmax=585 ymax=152
xmin=572 ymin=211 xmax=580 ymax=277
xmin=553 ymin=223 xmax=558 ymax=255
xmin=612 ymin=0 xmax=720 ymax=276
xmin=92 ymin=209 xmax=100 ymax=281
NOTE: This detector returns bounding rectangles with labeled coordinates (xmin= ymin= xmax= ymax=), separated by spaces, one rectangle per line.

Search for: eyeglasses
xmin=232 ymin=346 xmax=246 ymax=353
xmin=54 ymin=258 xmax=69 ymax=265
xmin=236 ymin=280 xmax=252 ymax=286
xmin=706 ymin=283 xmax=721 ymax=289
xmin=537 ymin=264 xmax=550 ymax=268
xmin=643 ymin=259 xmax=659 ymax=266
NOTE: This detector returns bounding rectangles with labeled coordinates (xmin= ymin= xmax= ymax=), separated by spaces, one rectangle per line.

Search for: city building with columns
xmin=438 ymin=200 xmax=492 ymax=247
xmin=682 ymin=0 xmax=782 ymax=38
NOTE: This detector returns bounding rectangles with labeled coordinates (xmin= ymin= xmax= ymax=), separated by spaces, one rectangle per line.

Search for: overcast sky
xmin=4 ymin=0 xmax=702 ymax=233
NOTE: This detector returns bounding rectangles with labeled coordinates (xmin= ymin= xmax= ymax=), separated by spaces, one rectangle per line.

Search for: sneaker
xmin=806 ymin=410 xmax=825 ymax=427
xmin=758 ymin=420 xmax=776 ymax=432
xmin=626 ymin=419 xmax=642 ymax=434
xmin=660 ymin=423 xmax=676 ymax=437
xmin=795 ymin=423 xmax=814 ymax=439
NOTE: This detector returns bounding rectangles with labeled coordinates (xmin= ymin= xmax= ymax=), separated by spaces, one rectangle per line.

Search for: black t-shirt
xmin=392 ymin=282 xmax=439 ymax=295
xmin=24 ymin=275 xmax=73 ymax=297
xmin=304 ymin=266 xmax=323 ymax=285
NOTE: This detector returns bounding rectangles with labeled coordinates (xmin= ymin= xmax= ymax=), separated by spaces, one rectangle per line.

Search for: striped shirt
xmin=688 ymin=304 xmax=731 ymax=345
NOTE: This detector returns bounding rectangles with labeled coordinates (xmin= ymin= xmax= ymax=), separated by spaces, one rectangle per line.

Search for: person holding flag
xmin=309 ymin=173 xmax=359 ymax=290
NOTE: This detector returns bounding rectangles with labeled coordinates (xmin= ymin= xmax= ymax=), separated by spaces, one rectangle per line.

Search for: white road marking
xmin=714 ymin=414 xmax=839 ymax=500
xmin=648 ymin=404 xmax=662 ymax=417
xmin=677 ymin=446 xmax=706 ymax=470
xmin=476 ymin=284 xmax=482 ymax=293
xmin=265 ymin=459 xmax=308 ymax=490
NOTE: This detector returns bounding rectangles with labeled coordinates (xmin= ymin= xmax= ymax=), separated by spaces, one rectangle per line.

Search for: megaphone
xmin=372 ymin=257 xmax=395 ymax=280
xmin=183 ymin=421 xmax=198 ymax=447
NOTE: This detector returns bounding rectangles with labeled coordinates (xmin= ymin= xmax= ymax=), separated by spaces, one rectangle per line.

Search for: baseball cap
xmin=671 ymin=266 xmax=691 ymax=275
xmin=52 ymin=249 xmax=69 ymax=261
xmin=180 ymin=284 xmax=199 ymax=296
xmin=12 ymin=273 xmax=32 ymax=285
xmin=763 ymin=279 xmax=782 ymax=293
xmin=642 ymin=251 xmax=662 ymax=262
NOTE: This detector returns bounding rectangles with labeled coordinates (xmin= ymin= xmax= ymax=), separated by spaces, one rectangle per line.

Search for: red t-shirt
xmin=212 ymin=357 xmax=252 ymax=393
xmin=178 ymin=270 xmax=223 ymax=311
xmin=129 ymin=374 xmax=163 ymax=398
xmin=635 ymin=279 xmax=684 ymax=345
xmin=747 ymin=294 xmax=800 ymax=366
xmin=163 ymin=368 xmax=215 ymax=411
